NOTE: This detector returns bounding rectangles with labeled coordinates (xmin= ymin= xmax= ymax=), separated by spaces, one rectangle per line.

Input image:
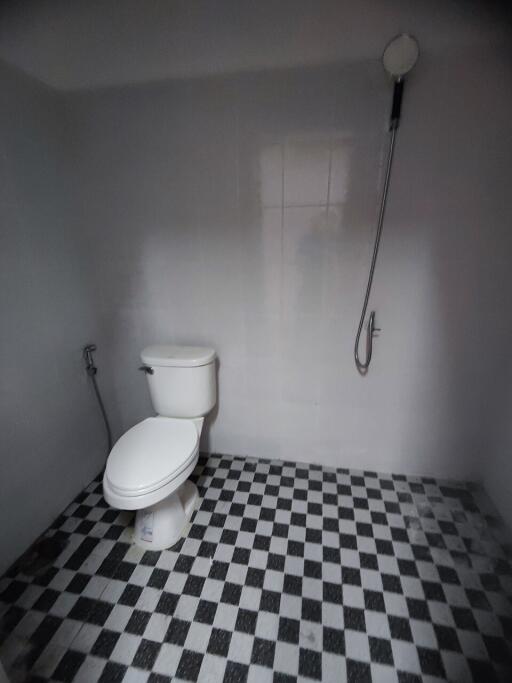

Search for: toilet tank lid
xmin=141 ymin=344 xmax=216 ymax=368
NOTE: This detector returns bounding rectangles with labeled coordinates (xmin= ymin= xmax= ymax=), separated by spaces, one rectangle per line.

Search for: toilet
xmin=103 ymin=344 xmax=216 ymax=550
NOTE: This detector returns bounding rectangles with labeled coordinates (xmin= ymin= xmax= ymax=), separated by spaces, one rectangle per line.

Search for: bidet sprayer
xmin=82 ymin=343 xmax=112 ymax=452
xmin=83 ymin=344 xmax=97 ymax=376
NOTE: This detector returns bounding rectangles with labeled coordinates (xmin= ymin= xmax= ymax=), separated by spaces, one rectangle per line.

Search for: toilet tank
xmin=140 ymin=345 xmax=217 ymax=418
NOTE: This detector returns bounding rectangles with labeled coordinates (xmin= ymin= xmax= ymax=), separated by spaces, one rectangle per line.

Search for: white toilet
xmin=103 ymin=344 xmax=216 ymax=550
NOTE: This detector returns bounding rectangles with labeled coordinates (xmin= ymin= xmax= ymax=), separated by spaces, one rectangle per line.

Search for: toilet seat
xmin=105 ymin=417 xmax=199 ymax=499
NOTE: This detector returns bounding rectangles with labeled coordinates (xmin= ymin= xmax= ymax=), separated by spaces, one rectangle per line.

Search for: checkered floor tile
xmin=1 ymin=454 xmax=512 ymax=682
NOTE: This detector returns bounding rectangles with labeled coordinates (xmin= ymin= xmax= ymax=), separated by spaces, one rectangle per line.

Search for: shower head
xmin=382 ymin=34 xmax=419 ymax=130
xmin=382 ymin=34 xmax=419 ymax=80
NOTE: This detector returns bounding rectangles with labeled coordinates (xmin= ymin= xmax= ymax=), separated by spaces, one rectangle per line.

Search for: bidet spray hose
xmin=83 ymin=344 xmax=113 ymax=454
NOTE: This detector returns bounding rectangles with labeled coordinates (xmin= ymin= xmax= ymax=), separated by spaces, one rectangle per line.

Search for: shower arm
xmin=354 ymin=80 xmax=402 ymax=374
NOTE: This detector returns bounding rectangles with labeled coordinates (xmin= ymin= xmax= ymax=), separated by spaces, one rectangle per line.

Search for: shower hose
xmin=354 ymin=125 xmax=397 ymax=374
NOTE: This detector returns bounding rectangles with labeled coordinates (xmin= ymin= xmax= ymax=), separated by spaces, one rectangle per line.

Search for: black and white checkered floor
xmin=1 ymin=454 xmax=512 ymax=683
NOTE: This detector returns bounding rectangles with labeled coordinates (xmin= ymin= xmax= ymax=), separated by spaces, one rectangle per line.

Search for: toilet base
xmin=133 ymin=480 xmax=199 ymax=551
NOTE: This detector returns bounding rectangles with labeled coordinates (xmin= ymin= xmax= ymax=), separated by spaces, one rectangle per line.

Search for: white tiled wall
xmin=0 ymin=63 xmax=106 ymax=575
xmin=68 ymin=51 xmax=512 ymax=480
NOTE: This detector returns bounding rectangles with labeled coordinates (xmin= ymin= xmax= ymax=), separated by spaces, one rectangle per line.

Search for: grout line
xmin=263 ymin=201 xmax=342 ymax=210
xmin=234 ymin=92 xmax=240 ymax=212
xmin=279 ymin=141 xmax=285 ymax=323
xmin=326 ymin=135 xmax=333 ymax=212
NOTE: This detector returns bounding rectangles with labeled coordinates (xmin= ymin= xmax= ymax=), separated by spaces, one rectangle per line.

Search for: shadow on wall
xmin=382 ymin=49 xmax=512 ymax=480
xmin=0 ymin=59 xmax=106 ymax=575
xmin=74 ymin=51 xmax=511 ymax=478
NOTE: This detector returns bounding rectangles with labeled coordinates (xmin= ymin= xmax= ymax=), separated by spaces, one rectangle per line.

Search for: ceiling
xmin=0 ymin=0 xmax=508 ymax=91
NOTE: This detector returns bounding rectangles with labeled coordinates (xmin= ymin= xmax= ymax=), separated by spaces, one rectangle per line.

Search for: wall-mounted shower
xmin=354 ymin=34 xmax=419 ymax=374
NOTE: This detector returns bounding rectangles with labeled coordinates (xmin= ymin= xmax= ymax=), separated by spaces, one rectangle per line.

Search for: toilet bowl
xmin=103 ymin=345 xmax=216 ymax=550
